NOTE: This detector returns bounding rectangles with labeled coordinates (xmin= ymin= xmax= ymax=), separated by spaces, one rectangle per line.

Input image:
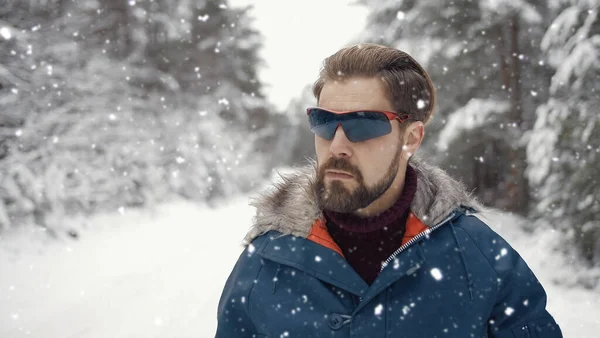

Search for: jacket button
xmin=329 ymin=313 xmax=345 ymax=330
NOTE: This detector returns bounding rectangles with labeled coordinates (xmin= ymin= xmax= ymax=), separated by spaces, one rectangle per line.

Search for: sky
xmin=229 ymin=0 xmax=369 ymax=110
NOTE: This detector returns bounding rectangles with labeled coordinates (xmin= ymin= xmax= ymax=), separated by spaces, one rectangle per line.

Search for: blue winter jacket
xmin=216 ymin=160 xmax=562 ymax=337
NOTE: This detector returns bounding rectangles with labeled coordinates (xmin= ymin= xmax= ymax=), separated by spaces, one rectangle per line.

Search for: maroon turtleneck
xmin=324 ymin=165 xmax=418 ymax=285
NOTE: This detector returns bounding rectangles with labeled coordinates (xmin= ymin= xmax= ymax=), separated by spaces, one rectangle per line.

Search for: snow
xmin=0 ymin=27 xmax=11 ymax=40
xmin=479 ymin=0 xmax=542 ymax=23
xmin=430 ymin=267 xmax=443 ymax=281
xmin=437 ymin=98 xmax=510 ymax=151
xmin=0 ymin=196 xmax=253 ymax=338
xmin=1 ymin=195 xmax=599 ymax=337
xmin=526 ymin=100 xmax=565 ymax=185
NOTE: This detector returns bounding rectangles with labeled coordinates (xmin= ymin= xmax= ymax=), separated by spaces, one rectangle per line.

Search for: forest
xmin=1 ymin=0 xmax=598 ymax=274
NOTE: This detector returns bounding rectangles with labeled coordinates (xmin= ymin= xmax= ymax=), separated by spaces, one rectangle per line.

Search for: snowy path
xmin=1 ymin=196 xmax=599 ymax=337
xmin=0 ymin=197 xmax=254 ymax=338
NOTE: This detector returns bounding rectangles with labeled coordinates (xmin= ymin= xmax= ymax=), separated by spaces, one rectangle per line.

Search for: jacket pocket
xmin=511 ymin=317 xmax=562 ymax=338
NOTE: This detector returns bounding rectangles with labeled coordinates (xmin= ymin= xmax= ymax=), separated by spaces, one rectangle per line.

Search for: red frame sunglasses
xmin=305 ymin=107 xmax=411 ymax=123
xmin=306 ymin=107 xmax=412 ymax=142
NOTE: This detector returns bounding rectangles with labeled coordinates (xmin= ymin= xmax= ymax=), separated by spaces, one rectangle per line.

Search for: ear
xmin=401 ymin=121 xmax=424 ymax=161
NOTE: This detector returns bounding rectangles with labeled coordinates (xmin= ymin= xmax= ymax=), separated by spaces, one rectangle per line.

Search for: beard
xmin=315 ymin=148 xmax=402 ymax=213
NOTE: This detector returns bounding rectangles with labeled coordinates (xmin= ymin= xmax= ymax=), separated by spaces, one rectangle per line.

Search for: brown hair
xmin=312 ymin=43 xmax=435 ymax=125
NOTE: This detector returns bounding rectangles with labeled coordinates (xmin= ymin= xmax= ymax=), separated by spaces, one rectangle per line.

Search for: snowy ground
xmin=0 ymin=195 xmax=599 ymax=337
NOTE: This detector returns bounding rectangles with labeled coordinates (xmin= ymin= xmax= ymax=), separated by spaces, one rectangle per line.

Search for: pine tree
xmin=358 ymin=0 xmax=548 ymax=214
xmin=0 ymin=0 xmax=283 ymax=231
xmin=527 ymin=0 xmax=600 ymax=266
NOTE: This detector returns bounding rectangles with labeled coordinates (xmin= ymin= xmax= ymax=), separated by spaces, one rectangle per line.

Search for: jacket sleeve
xmin=215 ymin=239 xmax=265 ymax=338
xmin=474 ymin=224 xmax=563 ymax=337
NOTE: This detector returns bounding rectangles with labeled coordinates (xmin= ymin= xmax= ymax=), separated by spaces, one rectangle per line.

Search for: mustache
xmin=320 ymin=157 xmax=361 ymax=178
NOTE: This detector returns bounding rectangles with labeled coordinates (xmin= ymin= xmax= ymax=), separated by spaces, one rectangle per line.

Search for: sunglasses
xmin=306 ymin=107 xmax=411 ymax=142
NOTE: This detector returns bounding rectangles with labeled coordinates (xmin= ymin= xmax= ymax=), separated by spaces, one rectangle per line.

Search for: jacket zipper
xmin=355 ymin=212 xmax=459 ymax=303
xmin=380 ymin=212 xmax=457 ymax=272
xmin=356 ymin=212 xmax=458 ymax=304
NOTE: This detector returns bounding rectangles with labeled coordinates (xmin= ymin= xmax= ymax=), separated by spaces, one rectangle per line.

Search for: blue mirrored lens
xmin=307 ymin=109 xmax=392 ymax=142
xmin=342 ymin=118 xmax=392 ymax=142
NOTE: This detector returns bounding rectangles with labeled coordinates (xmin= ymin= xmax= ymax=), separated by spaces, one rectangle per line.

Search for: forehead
xmin=318 ymin=76 xmax=394 ymax=112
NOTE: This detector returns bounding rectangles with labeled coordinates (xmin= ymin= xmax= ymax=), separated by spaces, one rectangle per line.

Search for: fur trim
xmin=244 ymin=156 xmax=484 ymax=244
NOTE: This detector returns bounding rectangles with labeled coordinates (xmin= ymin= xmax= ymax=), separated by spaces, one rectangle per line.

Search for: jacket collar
xmin=255 ymin=229 xmax=430 ymax=300
xmin=257 ymin=231 xmax=369 ymax=297
xmin=245 ymin=156 xmax=483 ymax=245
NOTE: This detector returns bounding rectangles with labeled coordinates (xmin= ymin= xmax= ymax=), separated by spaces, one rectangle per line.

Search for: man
xmin=216 ymin=44 xmax=562 ymax=337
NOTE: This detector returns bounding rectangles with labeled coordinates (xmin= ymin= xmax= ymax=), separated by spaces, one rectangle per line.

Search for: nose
xmin=329 ymin=124 xmax=353 ymax=158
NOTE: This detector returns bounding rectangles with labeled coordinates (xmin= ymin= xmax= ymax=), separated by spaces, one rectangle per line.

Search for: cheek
xmin=314 ymin=136 xmax=329 ymax=162
xmin=358 ymin=139 xmax=398 ymax=181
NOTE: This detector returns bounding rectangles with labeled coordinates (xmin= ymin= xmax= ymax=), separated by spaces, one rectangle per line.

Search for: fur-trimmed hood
xmin=244 ymin=157 xmax=483 ymax=244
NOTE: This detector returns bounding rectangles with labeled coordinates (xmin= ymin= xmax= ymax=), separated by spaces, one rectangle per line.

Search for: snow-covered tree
xmin=0 ymin=0 xmax=285 ymax=232
xmin=282 ymin=84 xmax=317 ymax=166
xmin=527 ymin=0 xmax=600 ymax=266
xmin=358 ymin=0 xmax=550 ymax=213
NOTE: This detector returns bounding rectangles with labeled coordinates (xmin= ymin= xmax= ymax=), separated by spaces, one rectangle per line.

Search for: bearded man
xmin=215 ymin=43 xmax=562 ymax=338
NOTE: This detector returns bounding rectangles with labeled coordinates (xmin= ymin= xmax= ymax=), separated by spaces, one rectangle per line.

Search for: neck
xmin=352 ymin=163 xmax=408 ymax=218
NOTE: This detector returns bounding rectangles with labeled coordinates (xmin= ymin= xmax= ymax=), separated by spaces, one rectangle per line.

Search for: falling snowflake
xmin=505 ymin=307 xmax=515 ymax=316
xmin=374 ymin=303 xmax=384 ymax=316
xmin=0 ymin=27 xmax=11 ymax=40
xmin=315 ymin=256 xmax=322 ymax=262
xmin=402 ymin=305 xmax=411 ymax=315
xmin=430 ymin=268 xmax=443 ymax=281
xmin=495 ymin=248 xmax=508 ymax=260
